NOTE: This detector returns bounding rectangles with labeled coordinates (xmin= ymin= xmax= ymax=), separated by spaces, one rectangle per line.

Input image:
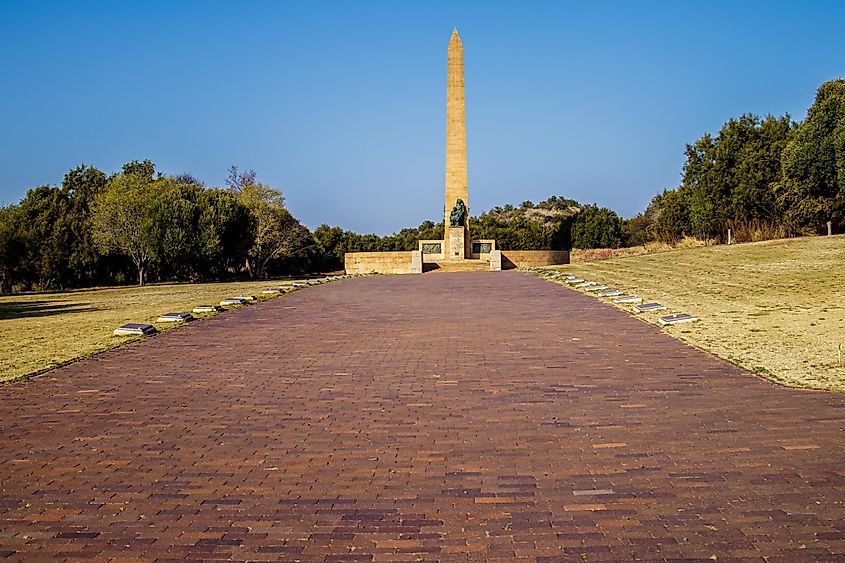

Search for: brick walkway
xmin=1 ymin=272 xmax=843 ymax=561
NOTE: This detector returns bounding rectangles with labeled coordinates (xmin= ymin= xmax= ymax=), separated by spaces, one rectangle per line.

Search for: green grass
xmin=538 ymin=235 xmax=845 ymax=391
xmin=0 ymin=279 xmax=318 ymax=383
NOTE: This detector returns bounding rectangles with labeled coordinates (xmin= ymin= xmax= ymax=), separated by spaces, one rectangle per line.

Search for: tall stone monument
xmin=344 ymin=29 xmax=570 ymax=274
xmin=444 ymin=29 xmax=470 ymax=259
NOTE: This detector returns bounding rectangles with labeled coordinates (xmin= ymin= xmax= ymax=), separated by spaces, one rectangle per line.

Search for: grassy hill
xmin=546 ymin=235 xmax=845 ymax=391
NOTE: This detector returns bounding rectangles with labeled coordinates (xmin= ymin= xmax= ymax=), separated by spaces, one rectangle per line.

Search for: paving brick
xmin=0 ymin=272 xmax=843 ymax=560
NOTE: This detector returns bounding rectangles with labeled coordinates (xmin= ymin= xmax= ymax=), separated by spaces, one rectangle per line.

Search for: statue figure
xmin=449 ymin=198 xmax=467 ymax=228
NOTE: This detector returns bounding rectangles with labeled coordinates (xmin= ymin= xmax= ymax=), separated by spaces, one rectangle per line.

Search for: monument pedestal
xmin=448 ymin=226 xmax=468 ymax=259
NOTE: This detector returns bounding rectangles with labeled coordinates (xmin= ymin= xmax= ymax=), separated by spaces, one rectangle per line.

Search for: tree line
xmin=646 ymin=78 xmax=845 ymax=244
xmin=0 ymin=161 xmax=314 ymax=292
xmin=2 ymin=80 xmax=841 ymax=291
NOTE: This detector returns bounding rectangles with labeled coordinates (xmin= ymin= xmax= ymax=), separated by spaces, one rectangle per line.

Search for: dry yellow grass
xmin=541 ymin=235 xmax=845 ymax=391
xmin=0 ymin=279 xmax=316 ymax=382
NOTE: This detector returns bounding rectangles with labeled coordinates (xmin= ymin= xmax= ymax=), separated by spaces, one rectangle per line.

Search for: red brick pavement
xmin=1 ymin=272 xmax=843 ymax=562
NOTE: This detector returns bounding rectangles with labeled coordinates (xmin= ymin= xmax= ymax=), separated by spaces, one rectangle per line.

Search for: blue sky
xmin=1 ymin=1 xmax=843 ymax=234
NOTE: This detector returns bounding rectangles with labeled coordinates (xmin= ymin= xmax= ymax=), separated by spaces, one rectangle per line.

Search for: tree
xmin=624 ymin=212 xmax=655 ymax=247
xmin=651 ymin=190 xmax=688 ymax=244
xmin=730 ymin=115 xmax=793 ymax=224
xmin=16 ymin=185 xmax=72 ymax=289
xmin=196 ymin=189 xmax=254 ymax=278
xmin=779 ymin=79 xmax=845 ymax=231
xmin=62 ymin=164 xmax=107 ymax=286
xmin=0 ymin=205 xmax=25 ymax=293
xmin=119 ymin=159 xmax=157 ymax=181
xmin=238 ymin=182 xmax=310 ymax=278
xmin=144 ymin=183 xmax=203 ymax=279
xmin=312 ymin=224 xmax=347 ymax=270
xmin=92 ymin=171 xmax=165 ymax=285
xmin=171 ymin=172 xmax=205 ymax=186
xmin=570 ymin=205 xmax=624 ymax=249
xmin=225 ymin=165 xmax=256 ymax=192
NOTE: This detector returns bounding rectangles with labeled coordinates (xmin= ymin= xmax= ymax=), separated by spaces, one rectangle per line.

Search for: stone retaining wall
xmin=344 ymin=251 xmax=422 ymax=275
xmin=501 ymin=250 xmax=570 ymax=269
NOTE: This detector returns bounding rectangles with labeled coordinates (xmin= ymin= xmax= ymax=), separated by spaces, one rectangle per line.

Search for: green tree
xmin=197 ymin=189 xmax=254 ymax=278
xmin=16 ymin=185 xmax=72 ymax=289
xmin=623 ymin=211 xmax=655 ymax=247
xmin=61 ymin=164 xmax=107 ymax=286
xmin=570 ymin=205 xmax=624 ymax=249
xmin=731 ymin=115 xmax=793 ymax=223
xmin=121 ymin=159 xmax=157 ymax=181
xmin=239 ymin=182 xmax=311 ymax=278
xmin=92 ymin=170 xmax=165 ymax=285
xmin=651 ymin=190 xmax=688 ymax=244
xmin=0 ymin=205 xmax=25 ymax=293
xmin=144 ymin=183 xmax=203 ymax=279
xmin=779 ymin=79 xmax=845 ymax=231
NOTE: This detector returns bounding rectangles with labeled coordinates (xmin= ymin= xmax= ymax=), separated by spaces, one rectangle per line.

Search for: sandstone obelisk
xmin=445 ymin=29 xmax=469 ymax=259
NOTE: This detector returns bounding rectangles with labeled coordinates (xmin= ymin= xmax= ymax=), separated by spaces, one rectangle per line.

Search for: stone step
xmin=425 ymin=260 xmax=490 ymax=273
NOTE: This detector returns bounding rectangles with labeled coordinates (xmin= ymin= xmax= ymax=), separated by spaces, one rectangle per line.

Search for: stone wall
xmin=501 ymin=250 xmax=569 ymax=269
xmin=344 ymin=251 xmax=423 ymax=275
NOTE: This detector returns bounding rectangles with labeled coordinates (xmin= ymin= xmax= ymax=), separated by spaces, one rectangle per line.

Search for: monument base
xmin=447 ymin=227 xmax=468 ymax=259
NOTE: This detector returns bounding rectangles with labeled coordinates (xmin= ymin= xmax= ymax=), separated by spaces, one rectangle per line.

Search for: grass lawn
xmin=542 ymin=235 xmax=845 ymax=391
xmin=0 ymin=279 xmax=318 ymax=382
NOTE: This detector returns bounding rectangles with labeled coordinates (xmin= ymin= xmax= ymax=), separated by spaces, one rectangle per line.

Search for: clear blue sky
xmin=1 ymin=1 xmax=843 ymax=234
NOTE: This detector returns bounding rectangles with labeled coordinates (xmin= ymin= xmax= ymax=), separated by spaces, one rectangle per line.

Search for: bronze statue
xmin=449 ymin=198 xmax=467 ymax=227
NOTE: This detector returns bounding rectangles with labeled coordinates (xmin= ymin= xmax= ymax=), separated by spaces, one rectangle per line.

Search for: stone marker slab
xmin=193 ymin=305 xmax=222 ymax=313
xmin=658 ymin=313 xmax=698 ymax=325
xmin=262 ymin=287 xmax=287 ymax=294
xmin=113 ymin=323 xmax=157 ymax=336
xmin=156 ymin=312 xmax=193 ymax=323
xmin=613 ymin=295 xmax=643 ymax=304
xmin=598 ymin=289 xmax=624 ymax=297
xmin=633 ymin=302 xmax=666 ymax=313
xmin=233 ymin=295 xmax=256 ymax=301
xmin=584 ymin=284 xmax=608 ymax=292
xmin=574 ymin=281 xmax=597 ymax=288
xmin=566 ymin=278 xmax=584 ymax=284
xmin=220 ymin=297 xmax=248 ymax=306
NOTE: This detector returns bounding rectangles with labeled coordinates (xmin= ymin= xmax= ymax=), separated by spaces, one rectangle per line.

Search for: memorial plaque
xmin=113 ymin=323 xmax=157 ymax=336
xmin=613 ymin=295 xmax=643 ymax=304
xmin=220 ymin=297 xmax=248 ymax=306
xmin=156 ymin=312 xmax=193 ymax=323
xmin=472 ymin=242 xmax=493 ymax=254
xmin=422 ymin=243 xmax=442 ymax=254
xmin=566 ymin=278 xmax=585 ymax=284
xmin=262 ymin=287 xmax=285 ymax=294
xmin=584 ymin=284 xmax=608 ymax=292
xmin=575 ymin=281 xmax=597 ymax=288
xmin=193 ymin=305 xmax=223 ymax=313
xmin=598 ymin=289 xmax=624 ymax=297
xmin=633 ymin=302 xmax=666 ymax=313
xmin=658 ymin=313 xmax=698 ymax=325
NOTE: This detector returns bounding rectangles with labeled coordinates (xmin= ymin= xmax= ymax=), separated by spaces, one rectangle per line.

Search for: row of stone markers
xmin=527 ymin=268 xmax=698 ymax=326
xmin=112 ymin=274 xmax=364 ymax=337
